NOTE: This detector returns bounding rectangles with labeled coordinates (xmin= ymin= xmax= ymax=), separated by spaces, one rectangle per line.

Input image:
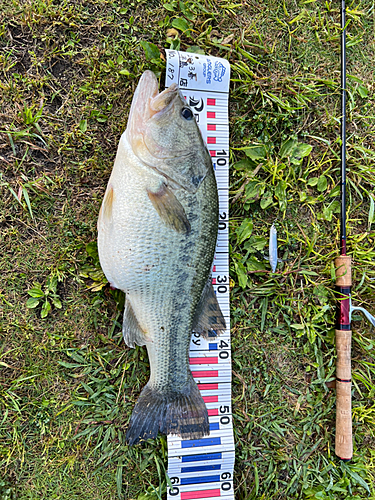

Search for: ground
xmin=1 ymin=0 xmax=375 ymax=499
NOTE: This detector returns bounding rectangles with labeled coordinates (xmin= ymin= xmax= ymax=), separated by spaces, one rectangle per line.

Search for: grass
xmin=1 ymin=0 xmax=375 ymax=498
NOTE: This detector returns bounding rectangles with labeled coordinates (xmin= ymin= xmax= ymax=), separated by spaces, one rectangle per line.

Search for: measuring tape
xmin=165 ymin=50 xmax=234 ymax=500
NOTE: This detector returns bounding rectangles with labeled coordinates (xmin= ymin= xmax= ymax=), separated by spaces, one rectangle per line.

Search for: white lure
xmin=269 ymin=223 xmax=278 ymax=273
xmin=349 ymin=297 xmax=375 ymax=327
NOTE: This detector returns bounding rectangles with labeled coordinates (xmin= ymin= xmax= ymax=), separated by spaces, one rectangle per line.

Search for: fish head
xmin=126 ymin=70 xmax=211 ymax=192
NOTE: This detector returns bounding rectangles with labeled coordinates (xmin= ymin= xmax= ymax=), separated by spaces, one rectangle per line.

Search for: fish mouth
xmin=150 ymin=82 xmax=179 ymax=115
xmin=127 ymin=71 xmax=179 ymax=145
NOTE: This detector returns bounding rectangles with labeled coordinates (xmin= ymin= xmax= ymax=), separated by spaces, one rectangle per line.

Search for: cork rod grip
xmin=334 ymin=254 xmax=352 ymax=460
xmin=335 ymin=329 xmax=352 ymax=460
xmin=335 ymin=255 xmax=352 ymax=287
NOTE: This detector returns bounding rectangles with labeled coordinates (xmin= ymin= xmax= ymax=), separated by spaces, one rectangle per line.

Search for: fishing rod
xmin=334 ymin=0 xmax=352 ymax=461
xmin=334 ymin=2 xmax=375 ymax=460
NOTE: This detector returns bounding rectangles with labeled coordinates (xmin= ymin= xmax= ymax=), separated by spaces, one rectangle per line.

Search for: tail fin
xmin=126 ymin=377 xmax=209 ymax=445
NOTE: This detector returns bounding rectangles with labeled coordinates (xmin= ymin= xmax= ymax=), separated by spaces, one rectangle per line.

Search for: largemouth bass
xmin=97 ymin=70 xmax=225 ymax=445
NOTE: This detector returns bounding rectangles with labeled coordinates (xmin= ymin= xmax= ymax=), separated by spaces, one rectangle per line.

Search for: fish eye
xmin=181 ymin=107 xmax=193 ymax=121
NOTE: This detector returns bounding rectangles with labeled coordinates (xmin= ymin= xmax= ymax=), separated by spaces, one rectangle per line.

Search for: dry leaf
xmin=166 ymin=28 xmax=178 ymax=38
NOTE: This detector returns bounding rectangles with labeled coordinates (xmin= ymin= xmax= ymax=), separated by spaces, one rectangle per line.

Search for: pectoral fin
xmin=192 ymin=278 xmax=226 ymax=339
xmin=147 ymin=183 xmax=191 ymax=234
xmin=123 ymin=298 xmax=149 ymax=348
xmin=101 ymin=185 xmax=115 ymax=221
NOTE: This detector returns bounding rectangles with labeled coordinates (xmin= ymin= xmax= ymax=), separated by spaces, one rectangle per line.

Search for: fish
xmin=97 ymin=70 xmax=226 ymax=445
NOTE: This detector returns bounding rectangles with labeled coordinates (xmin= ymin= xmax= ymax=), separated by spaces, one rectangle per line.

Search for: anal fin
xmin=123 ymin=298 xmax=149 ymax=348
xmin=192 ymin=277 xmax=226 ymax=339
xmin=147 ymin=183 xmax=190 ymax=234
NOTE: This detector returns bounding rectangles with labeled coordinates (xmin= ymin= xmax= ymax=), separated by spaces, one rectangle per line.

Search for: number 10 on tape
xmin=165 ymin=50 xmax=234 ymax=500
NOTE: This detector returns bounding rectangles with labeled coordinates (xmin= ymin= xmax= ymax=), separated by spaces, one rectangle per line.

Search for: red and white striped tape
xmin=165 ymin=50 xmax=233 ymax=500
